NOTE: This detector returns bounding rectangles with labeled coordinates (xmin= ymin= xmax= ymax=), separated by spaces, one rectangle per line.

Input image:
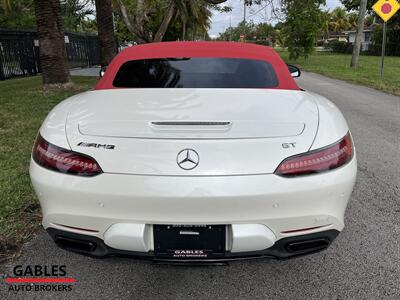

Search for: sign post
xmin=380 ymin=22 xmax=387 ymax=76
xmin=372 ymin=0 xmax=400 ymax=77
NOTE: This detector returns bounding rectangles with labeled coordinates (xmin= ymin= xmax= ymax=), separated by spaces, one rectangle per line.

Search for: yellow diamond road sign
xmin=372 ymin=0 xmax=400 ymax=22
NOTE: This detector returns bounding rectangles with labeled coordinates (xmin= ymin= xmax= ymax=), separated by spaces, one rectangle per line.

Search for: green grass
xmin=279 ymin=51 xmax=400 ymax=96
xmin=0 ymin=76 xmax=98 ymax=254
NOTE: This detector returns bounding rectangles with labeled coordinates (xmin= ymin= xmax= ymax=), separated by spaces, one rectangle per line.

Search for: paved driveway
xmin=70 ymin=67 xmax=100 ymax=77
xmin=1 ymin=72 xmax=399 ymax=299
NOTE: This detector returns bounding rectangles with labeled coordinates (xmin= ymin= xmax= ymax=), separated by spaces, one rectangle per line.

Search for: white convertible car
xmin=30 ymin=42 xmax=356 ymax=261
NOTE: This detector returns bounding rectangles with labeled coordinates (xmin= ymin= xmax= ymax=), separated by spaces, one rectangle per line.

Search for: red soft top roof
xmin=95 ymin=41 xmax=299 ymax=90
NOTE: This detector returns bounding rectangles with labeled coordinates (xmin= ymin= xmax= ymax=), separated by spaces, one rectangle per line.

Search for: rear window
xmin=113 ymin=57 xmax=279 ymax=88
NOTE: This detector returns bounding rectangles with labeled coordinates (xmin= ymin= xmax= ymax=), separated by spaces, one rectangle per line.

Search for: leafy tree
xmin=218 ymin=20 xmax=256 ymax=41
xmin=364 ymin=13 xmax=375 ymax=26
xmin=341 ymin=0 xmax=374 ymax=12
xmin=115 ymin=0 xmax=227 ymax=43
xmin=0 ymin=0 xmax=97 ymax=32
xmin=319 ymin=7 xmax=359 ymax=40
xmin=255 ymin=22 xmax=275 ymax=42
xmin=347 ymin=12 xmax=358 ymax=27
xmin=328 ymin=7 xmax=353 ymax=32
xmin=0 ymin=0 xmax=35 ymax=28
xmin=218 ymin=21 xmax=276 ymax=45
xmin=282 ymin=0 xmax=326 ymax=60
xmin=273 ymin=22 xmax=285 ymax=46
xmin=114 ymin=13 xmax=133 ymax=43
xmin=61 ymin=0 xmax=93 ymax=32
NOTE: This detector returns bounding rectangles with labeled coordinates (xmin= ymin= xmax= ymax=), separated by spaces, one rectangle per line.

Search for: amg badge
xmin=77 ymin=142 xmax=115 ymax=150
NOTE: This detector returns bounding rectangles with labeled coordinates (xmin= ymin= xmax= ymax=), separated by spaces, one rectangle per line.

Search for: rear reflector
xmin=53 ymin=223 xmax=99 ymax=233
xmin=275 ymin=132 xmax=353 ymax=177
xmin=281 ymin=225 xmax=329 ymax=234
xmin=32 ymin=134 xmax=102 ymax=176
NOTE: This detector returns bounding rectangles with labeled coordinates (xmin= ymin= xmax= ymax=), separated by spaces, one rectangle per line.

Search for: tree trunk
xmin=153 ymin=3 xmax=176 ymax=42
xmin=33 ymin=0 xmax=70 ymax=86
xmin=350 ymin=0 xmax=367 ymax=68
xmin=182 ymin=20 xmax=186 ymax=41
xmin=95 ymin=0 xmax=117 ymax=66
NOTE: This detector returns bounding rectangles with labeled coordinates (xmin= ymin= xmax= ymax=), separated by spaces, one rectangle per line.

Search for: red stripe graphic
xmin=5 ymin=277 xmax=77 ymax=283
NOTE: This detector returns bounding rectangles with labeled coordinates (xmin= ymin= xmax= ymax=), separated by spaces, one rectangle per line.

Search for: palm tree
xmin=329 ymin=7 xmax=351 ymax=32
xmin=190 ymin=1 xmax=213 ymax=40
xmin=33 ymin=0 xmax=71 ymax=86
xmin=176 ymin=0 xmax=190 ymax=40
xmin=348 ymin=12 xmax=358 ymax=29
xmin=175 ymin=0 xmax=212 ymax=40
xmin=154 ymin=0 xmax=220 ymax=42
xmin=61 ymin=0 xmax=94 ymax=32
xmin=117 ymin=0 xmax=225 ymax=43
xmin=94 ymin=0 xmax=117 ymax=66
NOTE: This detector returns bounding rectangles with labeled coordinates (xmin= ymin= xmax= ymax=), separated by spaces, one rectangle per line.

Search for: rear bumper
xmin=30 ymin=156 xmax=356 ymax=258
xmin=47 ymin=227 xmax=340 ymax=261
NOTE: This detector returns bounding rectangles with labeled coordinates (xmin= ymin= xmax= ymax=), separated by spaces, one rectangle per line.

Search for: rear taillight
xmin=32 ymin=134 xmax=102 ymax=176
xmin=275 ymin=132 xmax=353 ymax=177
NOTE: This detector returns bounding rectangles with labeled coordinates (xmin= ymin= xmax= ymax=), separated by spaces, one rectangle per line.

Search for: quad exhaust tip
xmin=55 ymin=236 xmax=97 ymax=253
xmin=285 ymin=238 xmax=330 ymax=253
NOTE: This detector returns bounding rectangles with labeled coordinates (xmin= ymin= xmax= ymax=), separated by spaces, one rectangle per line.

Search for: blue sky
xmin=209 ymin=0 xmax=343 ymax=37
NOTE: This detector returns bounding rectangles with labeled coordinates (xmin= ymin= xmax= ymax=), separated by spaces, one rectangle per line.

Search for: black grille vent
xmin=151 ymin=121 xmax=230 ymax=126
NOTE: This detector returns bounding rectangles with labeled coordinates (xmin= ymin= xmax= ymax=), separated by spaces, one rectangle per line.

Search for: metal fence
xmin=0 ymin=29 xmax=101 ymax=81
xmin=65 ymin=32 xmax=101 ymax=69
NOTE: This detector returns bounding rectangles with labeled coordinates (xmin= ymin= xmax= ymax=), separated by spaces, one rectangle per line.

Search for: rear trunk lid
xmin=66 ymin=89 xmax=318 ymax=176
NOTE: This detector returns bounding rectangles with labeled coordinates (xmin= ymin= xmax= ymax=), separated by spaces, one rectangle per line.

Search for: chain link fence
xmin=0 ymin=29 xmax=101 ymax=81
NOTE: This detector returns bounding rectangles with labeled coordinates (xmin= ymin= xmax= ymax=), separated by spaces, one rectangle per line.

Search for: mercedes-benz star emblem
xmin=176 ymin=149 xmax=200 ymax=170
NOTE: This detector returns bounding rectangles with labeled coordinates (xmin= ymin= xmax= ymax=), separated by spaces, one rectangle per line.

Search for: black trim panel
xmin=47 ymin=228 xmax=339 ymax=262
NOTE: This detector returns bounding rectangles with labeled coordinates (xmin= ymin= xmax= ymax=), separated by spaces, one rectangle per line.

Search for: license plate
xmin=153 ymin=225 xmax=226 ymax=259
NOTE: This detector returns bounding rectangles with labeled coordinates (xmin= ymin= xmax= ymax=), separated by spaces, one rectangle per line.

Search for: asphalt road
xmin=1 ymin=72 xmax=399 ymax=299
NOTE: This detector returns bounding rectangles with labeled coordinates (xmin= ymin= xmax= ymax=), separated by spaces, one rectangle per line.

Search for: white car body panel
xmin=103 ymin=223 xmax=152 ymax=252
xmin=230 ymin=224 xmax=276 ymax=253
xmin=39 ymin=95 xmax=80 ymax=149
xmin=31 ymin=87 xmax=357 ymax=257
xmin=63 ymin=89 xmax=318 ymax=176
xmin=308 ymin=91 xmax=350 ymax=150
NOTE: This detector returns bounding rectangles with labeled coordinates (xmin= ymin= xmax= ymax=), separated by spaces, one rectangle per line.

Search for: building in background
xmin=345 ymin=27 xmax=374 ymax=51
